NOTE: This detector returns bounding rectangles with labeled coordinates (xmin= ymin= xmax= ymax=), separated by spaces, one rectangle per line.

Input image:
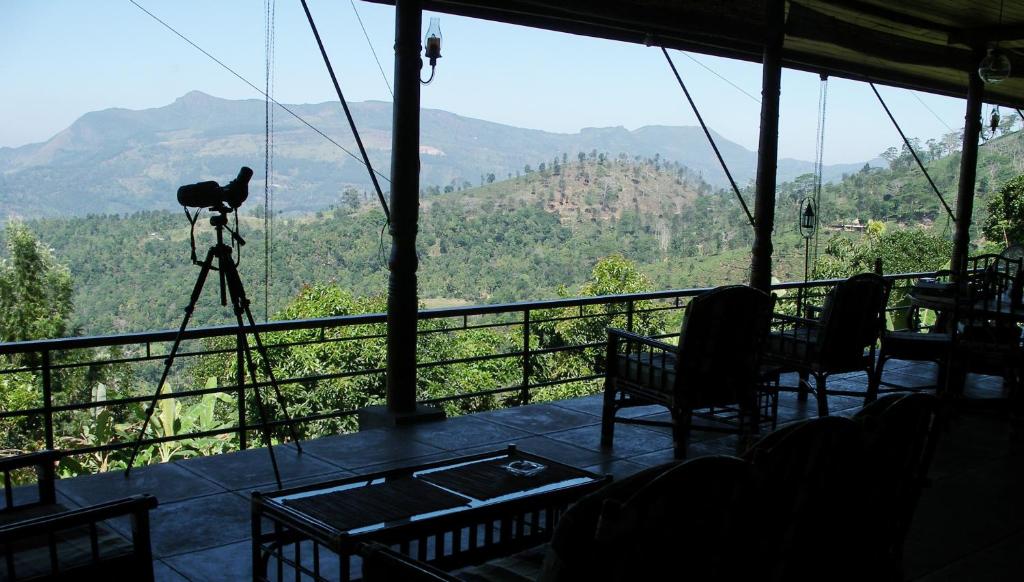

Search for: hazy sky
xmin=1 ymin=0 xmax=977 ymax=164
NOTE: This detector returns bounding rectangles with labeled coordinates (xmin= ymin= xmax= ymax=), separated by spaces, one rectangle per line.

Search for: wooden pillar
xmin=386 ymin=0 xmax=422 ymax=414
xmin=750 ymin=0 xmax=785 ymax=292
xmin=951 ymin=61 xmax=985 ymax=279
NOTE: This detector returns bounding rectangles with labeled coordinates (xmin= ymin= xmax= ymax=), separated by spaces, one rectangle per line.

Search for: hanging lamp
xmin=979 ymin=0 xmax=1012 ymax=84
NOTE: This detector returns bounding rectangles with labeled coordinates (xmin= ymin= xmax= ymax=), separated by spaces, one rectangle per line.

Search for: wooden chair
xmin=360 ymin=457 xmax=756 ymax=582
xmin=0 ymin=450 xmax=157 ymax=581
xmin=600 ymin=285 xmax=775 ymax=458
xmin=869 ymin=271 xmax=954 ymax=402
xmin=764 ymin=273 xmax=891 ymax=416
xmin=743 ymin=416 xmax=870 ymax=582
xmin=947 ymin=254 xmax=1023 ymax=397
xmin=853 ymin=393 xmax=940 ymax=577
xmin=360 ymin=461 xmax=681 ymax=582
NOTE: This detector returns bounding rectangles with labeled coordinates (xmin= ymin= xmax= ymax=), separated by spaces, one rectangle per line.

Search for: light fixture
xmin=978 ymin=48 xmax=1012 ymax=85
xmin=990 ymin=105 xmax=1001 ymax=134
xmin=799 ymin=197 xmax=817 ymax=285
xmin=800 ymin=198 xmax=817 ymax=239
xmin=979 ymin=0 xmax=1011 ymax=85
xmin=422 ymin=17 xmax=442 ymax=85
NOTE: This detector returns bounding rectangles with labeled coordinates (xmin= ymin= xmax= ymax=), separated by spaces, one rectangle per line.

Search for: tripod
xmin=125 ymin=209 xmax=301 ymax=488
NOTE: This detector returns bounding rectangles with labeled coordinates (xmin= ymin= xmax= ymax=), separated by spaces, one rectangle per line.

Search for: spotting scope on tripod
xmin=125 ymin=167 xmax=301 ymax=487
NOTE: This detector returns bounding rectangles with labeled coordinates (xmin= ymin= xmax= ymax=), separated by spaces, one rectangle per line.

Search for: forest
xmin=2 ymin=128 xmax=1023 ymax=476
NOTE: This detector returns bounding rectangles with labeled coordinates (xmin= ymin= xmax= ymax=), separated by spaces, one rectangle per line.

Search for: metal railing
xmin=0 ymin=272 xmax=935 ymax=467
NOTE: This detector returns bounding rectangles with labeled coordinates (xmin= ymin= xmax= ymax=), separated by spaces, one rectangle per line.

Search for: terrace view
xmin=2 ymin=1 xmax=1024 ymax=581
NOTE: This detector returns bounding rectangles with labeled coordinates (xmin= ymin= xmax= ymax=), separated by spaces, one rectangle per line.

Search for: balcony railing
xmin=0 ymin=272 xmax=935 ymax=472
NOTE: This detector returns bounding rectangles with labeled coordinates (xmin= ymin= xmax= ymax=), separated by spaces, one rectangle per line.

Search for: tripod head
xmin=179 ymin=168 xmax=250 ymax=271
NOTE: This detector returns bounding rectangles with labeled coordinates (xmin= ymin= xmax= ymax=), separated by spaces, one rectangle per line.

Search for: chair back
xmin=854 ymin=393 xmax=939 ymax=559
xmin=952 ymin=254 xmax=1022 ymax=379
xmin=744 ymin=416 xmax=869 ymax=582
xmin=594 ymin=456 xmax=756 ymax=581
xmin=675 ymin=285 xmax=774 ymax=407
xmin=816 ymin=273 xmax=891 ymax=368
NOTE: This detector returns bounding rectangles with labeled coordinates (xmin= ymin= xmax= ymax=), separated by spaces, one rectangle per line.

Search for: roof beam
xmin=949 ymin=24 xmax=1024 ymax=45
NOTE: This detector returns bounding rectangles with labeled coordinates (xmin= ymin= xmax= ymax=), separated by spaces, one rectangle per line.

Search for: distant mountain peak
xmin=175 ymin=90 xmax=219 ymax=104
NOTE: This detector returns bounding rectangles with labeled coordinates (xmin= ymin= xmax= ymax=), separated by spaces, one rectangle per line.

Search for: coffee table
xmin=251 ymin=445 xmax=608 ymax=581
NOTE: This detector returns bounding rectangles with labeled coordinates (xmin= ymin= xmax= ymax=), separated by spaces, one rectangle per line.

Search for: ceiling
xmin=365 ymin=0 xmax=1024 ymax=109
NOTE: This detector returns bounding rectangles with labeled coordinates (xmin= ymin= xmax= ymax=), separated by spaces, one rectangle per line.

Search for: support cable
xmin=300 ymin=0 xmax=390 ymax=222
xmin=812 ymin=75 xmax=828 ymax=267
xmin=679 ymin=52 xmax=761 ymax=104
xmin=127 ymin=0 xmax=391 ymax=187
xmin=1018 ymin=108 xmax=1024 ymax=123
xmin=263 ymin=0 xmax=276 ymax=322
xmin=350 ymin=0 xmax=393 ymax=97
xmin=910 ymin=90 xmax=954 ymax=133
xmin=662 ymin=47 xmax=755 ymax=228
xmin=869 ymin=83 xmax=956 ymax=222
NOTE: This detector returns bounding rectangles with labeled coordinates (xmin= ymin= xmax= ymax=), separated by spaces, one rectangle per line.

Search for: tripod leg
xmin=235 ymin=330 xmax=284 ymax=489
xmin=126 ymin=248 xmax=216 ymax=476
xmin=221 ymin=257 xmax=303 ymax=450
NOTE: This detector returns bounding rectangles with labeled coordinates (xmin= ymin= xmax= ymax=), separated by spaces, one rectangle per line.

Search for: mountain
xmin=0 ymin=91 xmax=871 ymax=218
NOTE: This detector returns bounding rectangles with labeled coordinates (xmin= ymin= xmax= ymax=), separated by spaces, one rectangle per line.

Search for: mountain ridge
xmin=0 ymin=91 xmax=872 ymax=218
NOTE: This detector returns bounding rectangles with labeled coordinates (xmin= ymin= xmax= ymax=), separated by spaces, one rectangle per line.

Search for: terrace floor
xmin=47 ymin=360 xmax=1023 ymax=581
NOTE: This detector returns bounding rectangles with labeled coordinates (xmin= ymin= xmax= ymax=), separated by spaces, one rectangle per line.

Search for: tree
xmin=0 ymin=221 xmax=74 ymax=343
xmin=813 ymin=222 xmax=952 ymax=328
xmin=532 ymin=255 xmax=666 ymax=401
xmin=982 ymin=174 xmax=1024 ymax=247
xmin=342 ymin=188 xmax=361 ymax=211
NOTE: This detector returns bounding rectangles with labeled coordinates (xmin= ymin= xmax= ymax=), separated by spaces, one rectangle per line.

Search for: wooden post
xmin=386 ymin=0 xmax=422 ymax=415
xmin=750 ymin=0 xmax=785 ymax=292
xmin=951 ymin=60 xmax=985 ymax=280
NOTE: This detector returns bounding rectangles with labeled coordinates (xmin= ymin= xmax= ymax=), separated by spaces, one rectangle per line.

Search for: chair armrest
xmin=360 ymin=542 xmax=458 ymax=582
xmin=2 ymin=450 xmax=60 ymax=507
xmin=771 ymin=313 xmax=820 ymax=329
xmin=606 ymin=328 xmax=677 ymax=353
xmin=0 ymin=494 xmax=158 ymax=543
xmin=804 ymin=304 xmax=824 ymax=319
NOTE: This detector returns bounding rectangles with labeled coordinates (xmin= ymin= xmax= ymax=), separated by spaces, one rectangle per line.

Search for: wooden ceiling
xmin=365 ymin=0 xmax=1024 ymax=108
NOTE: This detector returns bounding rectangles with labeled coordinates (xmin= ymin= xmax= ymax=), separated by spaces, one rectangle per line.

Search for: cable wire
xmin=909 ymin=90 xmax=954 ymax=133
xmin=869 ymin=83 xmax=955 ymax=222
xmin=679 ymin=51 xmax=761 ymax=104
xmin=127 ymin=0 xmax=391 ymax=186
xmin=662 ymin=47 xmax=755 ymax=228
xmin=300 ymin=0 xmax=391 ymax=222
xmin=350 ymin=0 xmax=393 ymax=97
xmin=263 ymin=0 xmax=276 ymax=322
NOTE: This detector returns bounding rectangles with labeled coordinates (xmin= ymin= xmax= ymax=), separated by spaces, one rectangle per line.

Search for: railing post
xmin=626 ymin=300 xmax=635 ymax=333
xmin=521 ymin=310 xmax=531 ymax=405
xmin=236 ymin=335 xmax=247 ymax=450
xmin=42 ymin=350 xmax=54 ymax=451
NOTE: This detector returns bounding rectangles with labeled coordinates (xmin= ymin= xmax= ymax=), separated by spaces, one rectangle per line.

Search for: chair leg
xmin=600 ymin=380 xmax=617 ymax=448
xmin=815 ymin=373 xmax=829 ymax=417
xmin=866 ymin=355 xmax=887 ymax=404
xmin=671 ymin=408 xmax=691 ymax=460
xmin=798 ymin=371 xmax=810 ymax=402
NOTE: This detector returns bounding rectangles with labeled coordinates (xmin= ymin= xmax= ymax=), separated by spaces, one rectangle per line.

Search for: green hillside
xmin=9 ymin=126 xmax=1023 ymax=337
xmin=14 ymin=156 xmax=791 ymax=335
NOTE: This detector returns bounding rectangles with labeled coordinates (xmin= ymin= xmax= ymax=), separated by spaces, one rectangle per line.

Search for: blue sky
xmin=1 ymin=0 xmax=974 ymax=164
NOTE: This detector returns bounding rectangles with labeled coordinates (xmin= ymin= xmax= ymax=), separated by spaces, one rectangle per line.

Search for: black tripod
xmin=125 ymin=209 xmax=301 ymax=488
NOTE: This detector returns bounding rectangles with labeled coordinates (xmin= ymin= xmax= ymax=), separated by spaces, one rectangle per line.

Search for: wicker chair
xmin=600 ymin=285 xmax=775 ymax=459
xmin=947 ymin=254 xmax=1023 ymax=397
xmin=869 ymin=271 xmax=954 ymax=402
xmin=764 ymin=273 xmax=891 ymax=416
xmin=0 ymin=450 xmax=157 ymax=581
xmin=744 ymin=416 xmax=870 ymax=582
xmin=853 ymin=393 xmax=940 ymax=577
xmin=360 ymin=457 xmax=756 ymax=582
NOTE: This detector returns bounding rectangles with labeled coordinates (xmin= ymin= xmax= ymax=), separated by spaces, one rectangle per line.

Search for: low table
xmin=251 ymin=445 xmax=608 ymax=582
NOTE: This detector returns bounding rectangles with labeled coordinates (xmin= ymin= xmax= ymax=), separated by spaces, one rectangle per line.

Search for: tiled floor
xmin=48 ymin=360 xmax=1022 ymax=581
